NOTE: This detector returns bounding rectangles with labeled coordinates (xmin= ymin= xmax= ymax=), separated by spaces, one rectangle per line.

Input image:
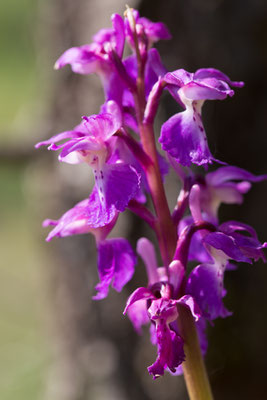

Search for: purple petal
xmin=124 ymin=287 xmax=155 ymax=314
xmin=206 ymin=166 xmax=267 ymax=186
xmin=159 ymin=110 xmax=213 ymax=166
xmin=208 ymin=184 xmax=248 ymax=206
xmin=145 ymin=49 xmax=167 ymax=97
xmin=219 ymin=220 xmax=258 ymax=238
xmin=35 ymin=130 xmax=85 ymax=149
xmin=181 ymin=80 xmax=233 ymax=101
xmin=92 ymin=28 xmax=113 ymax=45
xmin=148 ymin=299 xmax=178 ymax=323
xmin=168 ymin=260 xmax=185 ymax=297
xmin=101 ymin=71 xmax=125 ymax=104
xmin=44 ymin=189 xmax=117 ymax=242
xmin=204 ymin=232 xmax=251 ymax=263
xmin=177 ymin=295 xmax=202 ymax=321
xmin=111 ymin=13 xmax=125 ymax=57
xmin=164 ymin=67 xmax=243 ymax=108
xmin=147 ymin=48 xmax=168 ymax=78
xmin=168 ymin=331 xmax=185 ymax=372
xmin=57 ymin=138 xmax=87 ymax=164
xmin=44 ymin=199 xmax=94 ymax=241
xmin=126 ymin=299 xmax=150 ymax=334
xmin=94 ymin=238 xmax=136 ymax=300
xmin=55 ymin=45 xmax=105 ymax=75
xmin=148 ymin=322 xmax=184 ymax=379
xmin=230 ymin=233 xmax=266 ymax=262
xmin=86 ymin=187 xmax=118 ymax=228
xmin=186 ymin=264 xmax=231 ymax=320
xmin=123 ymin=55 xmax=137 ymax=82
xmin=137 ymin=238 xmax=159 ymax=285
xmin=100 ymin=100 xmax=122 ymax=127
xmin=59 ymin=137 xmax=101 ymax=157
xmin=102 ymin=163 xmax=140 ymax=212
xmin=150 ymin=323 xmax=157 ymax=346
xmin=164 ymin=69 xmax=193 ymax=87
xmin=93 ymin=240 xmax=115 ymax=300
xmin=138 ymin=17 xmax=171 ymax=43
xmin=83 ymin=111 xmax=121 ymax=141
xmin=194 ymin=68 xmax=244 ymax=88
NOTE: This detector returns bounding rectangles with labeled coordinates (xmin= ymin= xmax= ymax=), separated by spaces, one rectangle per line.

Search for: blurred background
xmin=1 ymin=0 xmax=267 ymax=399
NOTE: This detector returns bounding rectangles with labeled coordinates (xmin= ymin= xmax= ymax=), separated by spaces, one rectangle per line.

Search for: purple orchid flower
xmin=124 ymin=282 xmax=200 ymax=379
xmin=181 ymin=184 xmax=267 ymax=320
xmin=176 ymin=163 xmax=267 ymax=261
xmin=185 ymin=225 xmax=263 ymax=323
xmin=55 ymin=13 xmax=125 ymax=73
xmin=43 ymin=189 xmax=136 ymax=299
xmin=204 ymin=220 xmax=267 ymax=264
xmin=43 ymin=187 xmax=118 ymax=239
xmin=54 ymin=14 xmax=125 ymax=102
xmin=198 ymin=166 xmax=267 ymax=224
xmin=124 ymin=238 xmax=202 ymax=379
xmin=180 ymin=217 xmax=266 ymax=322
xmin=175 ymin=164 xmax=267 ymax=232
xmin=186 ymin=261 xmax=231 ymax=321
xmin=36 ymin=101 xmax=140 ymax=216
xmin=159 ymin=68 xmax=244 ymax=166
xmin=36 ymin=7 xmax=267 ymax=390
xmin=93 ymin=237 xmax=136 ymax=300
xmin=186 ymin=183 xmax=267 ymax=264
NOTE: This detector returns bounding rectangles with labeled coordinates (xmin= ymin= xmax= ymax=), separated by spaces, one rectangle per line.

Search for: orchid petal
xmin=94 ymin=238 xmax=136 ymax=300
xmin=186 ymin=264 xmax=231 ymax=320
xmin=159 ymin=110 xmax=213 ymax=166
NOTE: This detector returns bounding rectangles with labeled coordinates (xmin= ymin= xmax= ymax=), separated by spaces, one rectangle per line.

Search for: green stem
xmin=177 ymin=305 xmax=214 ymax=400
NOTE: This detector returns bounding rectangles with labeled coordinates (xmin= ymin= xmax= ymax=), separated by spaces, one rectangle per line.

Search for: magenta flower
xmin=124 ymin=283 xmax=200 ymax=379
xmin=175 ymin=164 xmax=267 ymax=230
xmin=124 ymin=239 xmax=201 ymax=379
xmin=159 ymin=68 xmax=244 ymax=166
xmin=183 ymin=182 xmax=267 ymax=264
xmin=180 ymin=217 xmax=267 ymax=321
xmin=55 ymin=14 xmax=125 ymax=72
xmin=204 ymin=220 xmax=267 ymax=264
xmin=93 ymin=237 xmax=136 ymax=300
xmin=186 ymin=262 xmax=231 ymax=321
xmin=55 ymin=14 xmax=125 ymax=102
xmin=36 ymin=101 xmax=140 ymax=217
xmin=43 ymin=189 xmax=136 ymax=299
xmin=37 ymin=7 xmax=267 ymax=392
xmin=199 ymin=166 xmax=267 ymax=223
xmin=43 ymin=188 xmax=118 ymax=239
xmin=173 ymin=181 xmax=267 ymax=323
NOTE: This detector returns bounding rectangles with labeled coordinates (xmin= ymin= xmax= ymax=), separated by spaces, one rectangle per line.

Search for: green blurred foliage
xmin=0 ymin=1 xmax=49 ymax=399
xmin=0 ymin=0 xmax=38 ymax=138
